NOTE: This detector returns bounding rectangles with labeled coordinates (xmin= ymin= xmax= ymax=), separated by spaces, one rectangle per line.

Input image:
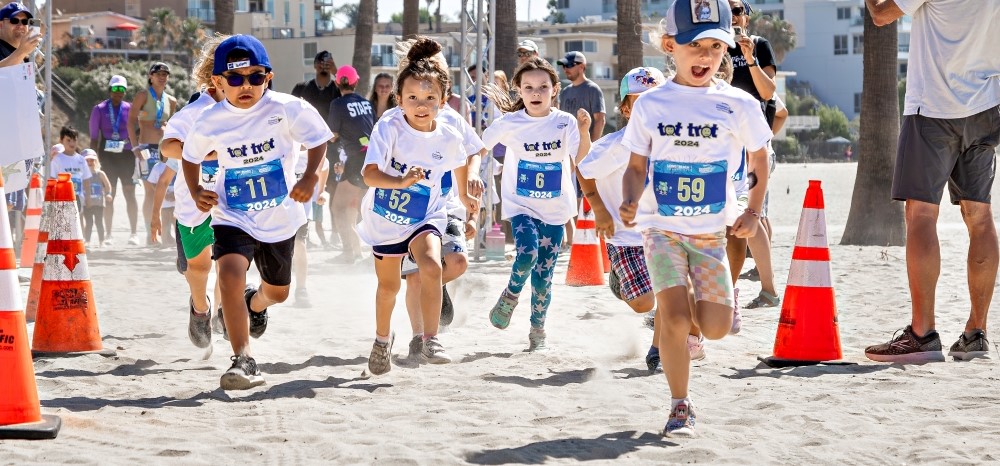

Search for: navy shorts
xmin=372 ymin=224 xmax=441 ymax=260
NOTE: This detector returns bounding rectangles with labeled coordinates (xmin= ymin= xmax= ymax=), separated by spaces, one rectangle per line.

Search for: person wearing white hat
xmin=89 ymin=75 xmax=135 ymax=246
xmin=516 ymin=39 xmax=539 ymax=66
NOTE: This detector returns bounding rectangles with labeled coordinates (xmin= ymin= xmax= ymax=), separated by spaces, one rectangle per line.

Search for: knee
xmin=417 ymin=258 xmax=442 ymax=281
xmin=264 ymin=286 xmax=290 ymax=303
xmin=186 ymin=257 xmax=212 ymax=275
xmin=445 ymin=254 xmax=468 ymax=276
xmin=627 ymin=293 xmax=655 ymax=313
xmin=377 ymin=280 xmax=401 ymax=296
xmin=658 ymin=306 xmax=692 ymax=332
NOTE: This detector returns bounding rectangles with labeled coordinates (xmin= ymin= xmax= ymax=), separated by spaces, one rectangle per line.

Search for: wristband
xmin=744 ymin=208 xmax=760 ymax=218
xmin=747 ymin=61 xmax=759 ymax=67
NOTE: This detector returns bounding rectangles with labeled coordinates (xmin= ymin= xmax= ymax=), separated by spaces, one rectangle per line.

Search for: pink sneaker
xmin=730 ymin=288 xmax=742 ymax=335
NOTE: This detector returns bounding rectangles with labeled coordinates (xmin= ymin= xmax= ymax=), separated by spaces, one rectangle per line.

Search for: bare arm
xmin=290 ymin=144 xmax=327 ymax=203
xmin=128 ymin=91 xmax=146 ymax=150
xmin=149 ymin=164 xmax=176 ymax=242
xmin=577 ymin=172 xmax=614 ymax=239
xmin=160 ymin=138 xmax=183 ymax=160
xmin=619 ymin=153 xmax=648 ymax=228
xmin=732 ymin=146 xmax=770 ymax=239
xmin=591 ymin=112 xmax=606 ymax=141
xmin=771 ymin=106 xmax=788 ymax=135
xmin=362 ymin=164 xmax=424 ymax=189
xmin=865 ymin=0 xmax=906 ymax=26
xmin=575 ymin=109 xmax=593 ymax=165
xmin=0 ymin=33 xmax=40 ymax=68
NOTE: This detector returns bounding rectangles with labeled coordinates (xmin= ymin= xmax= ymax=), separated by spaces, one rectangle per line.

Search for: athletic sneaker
xmin=730 ymin=288 xmax=742 ymax=335
xmin=643 ymin=308 xmax=656 ymax=330
xmin=128 ymin=234 xmax=139 ymax=246
xmin=294 ymin=288 xmax=310 ymax=307
xmin=220 ymin=354 xmax=265 ymax=390
xmin=245 ymin=285 xmax=268 ymax=339
xmin=368 ymin=333 xmax=395 ymax=375
xmin=864 ymin=325 xmax=945 ymax=363
xmin=527 ymin=327 xmax=547 ymax=352
xmin=188 ymin=296 xmax=212 ymax=348
xmin=948 ymin=330 xmax=991 ymax=361
xmin=489 ymin=290 xmax=518 ymax=330
xmin=688 ymin=334 xmax=705 ymax=361
xmin=421 ymin=336 xmax=452 ymax=364
xmin=609 ymin=267 xmax=623 ymax=301
xmin=663 ymin=400 xmax=697 ymax=437
xmin=440 ymin=285 xmax=455 ymax=326
xmin=407 ymin=335 xmax=423 ymax=359
xmin=214 ymin=306 xmax=226 ymax=337
xmin=645 ymin=346 xmax=660 ymax=373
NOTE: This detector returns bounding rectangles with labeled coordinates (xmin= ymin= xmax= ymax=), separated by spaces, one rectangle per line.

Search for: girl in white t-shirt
xmin=356 ymin=37 xmax=478 ymax=375
xmin=481 ymin=57 xmax=591 ymax=352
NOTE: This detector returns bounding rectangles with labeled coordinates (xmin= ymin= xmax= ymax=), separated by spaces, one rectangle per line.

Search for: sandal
xmin=744 ymin=291 xmax=780 ymax=309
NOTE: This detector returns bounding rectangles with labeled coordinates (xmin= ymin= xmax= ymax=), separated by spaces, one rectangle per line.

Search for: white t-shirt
xmin=482 ymin=109 xmax=581 ymax=226
xmin=622 ymin=79 xmax=772 ymax=235
xmin=894 ymin=0 xmax=1000 ymax=118
xmin=294 ymin=149 xmax=330 ymax=221
xmin=49 ymin=152 xmax=93 ymax=200
xmin=577 ymin=129 xmax=643 ymax=247
xmin=182 ymin=91 xmax=334 ymax=242
xmin=163 ymin=92 xmax=219 ymax=228
xmin=356 ymin=109 xmax=469 ymax=246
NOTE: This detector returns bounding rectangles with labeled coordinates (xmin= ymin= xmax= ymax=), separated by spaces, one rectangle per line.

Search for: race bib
xmin=70 ymin=176 xmax=83 ymax=199
xmin=441 ymin=170 xmax=453 ymax=195
xmin=223 ymin=159 xmax=288 ymax=212
xmin=201 ymin=160 xmax=219 ymax=189
xmin=652 ymin=161 xmax=727 ymax=217
xmin=516 ymin=160 xmax=562 ymax=199
xmin=104 ymin=139 xmax=125 ymax=153
xmin=89 ymin=182 xmax=103 ymax=199
xmin=373 ymin=184 xmax=430 ymax=226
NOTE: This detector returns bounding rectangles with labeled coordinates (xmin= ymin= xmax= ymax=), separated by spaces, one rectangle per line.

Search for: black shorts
xmin=212 ymin=225 xmax=296 ymax=286
xmin=97 ymin=142 xmax=136 ymax=189
xmin=372 ymin=224 xmax=441 ymax=259
xmin=892 ymin=105 xmax=1000 ymax=205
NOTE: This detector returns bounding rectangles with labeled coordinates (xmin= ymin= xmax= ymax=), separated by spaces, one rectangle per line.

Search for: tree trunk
xmin=495 ymin=0 xmax=518 ymax=78
xmin=840 ymin=7 xmax=905 ymax=246
xmin=616 ymin=0 xmax=643 ymax=87
xmin=213 ymin=0 xmax=234 ymax=35
xmin=353 ymin=0 xmax=376 ymax=96
xmin=403 ymin=0 xmax=420 ymax=39
xmin=435 ymin=0 xmax=442 ymax=32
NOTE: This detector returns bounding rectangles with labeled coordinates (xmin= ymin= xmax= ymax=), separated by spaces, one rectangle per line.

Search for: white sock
xmin=375 ymin=333 xmax=391 ymax=344
xmin=671 ymin=398 xmax=691 ymax=409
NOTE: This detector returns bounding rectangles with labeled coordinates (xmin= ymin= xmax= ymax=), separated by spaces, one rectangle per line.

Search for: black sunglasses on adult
xmin=222 ymin=72 xmax=268 ymax=87
xmin=732 ymin=6 xmax=745 ymax=16
xmin=7 ymin=17 xmax=41 ymax=26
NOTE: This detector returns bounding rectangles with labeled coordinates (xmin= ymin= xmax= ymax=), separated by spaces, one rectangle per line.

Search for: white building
xmin=553 ymin=0 xmax=783 ymax=22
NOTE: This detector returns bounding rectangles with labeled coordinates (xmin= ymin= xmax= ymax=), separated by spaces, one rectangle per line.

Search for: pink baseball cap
xmin=335 ymin=65 xmax=360 ymax=86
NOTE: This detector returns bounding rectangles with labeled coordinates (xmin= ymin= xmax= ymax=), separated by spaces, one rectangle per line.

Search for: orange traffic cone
xmin=0 ymin=174 xmax=61 ymax=440
xmin=31 ymin=174 xmax=115 ymax=358
xmin=18 ymin=173 xmax=43 ymax=269
xmin=24 ymin=179 xmax=55 ymax=323
xmin=760 ymin=180 xmax=846 ymax=368
xmin=565 ymin=197 xmax=605 ymax=286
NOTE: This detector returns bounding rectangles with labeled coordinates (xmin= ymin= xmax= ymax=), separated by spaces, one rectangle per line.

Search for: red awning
xmin=114 ymin=22 xmax=140 ymax=31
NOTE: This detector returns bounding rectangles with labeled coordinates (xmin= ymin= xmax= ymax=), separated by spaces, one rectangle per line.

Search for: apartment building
xmin=553 ymin=0 xmax=782 ymax=22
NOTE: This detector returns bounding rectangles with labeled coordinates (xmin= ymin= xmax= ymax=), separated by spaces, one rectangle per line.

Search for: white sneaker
xmin=128 ymin=234 xmax=139 ymax=245
xmin=421 ymin=336 xmax=452 ymax=364
xmin=688 ymin=334 xmax=705 ymax=361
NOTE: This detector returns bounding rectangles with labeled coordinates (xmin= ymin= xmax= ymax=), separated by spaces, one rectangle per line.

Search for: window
xmin=898 ymin=33 xmax=910 ymax=52
xmin=303 ymin=42 xmax=316 ymax=65
xmin=371 ymin=44 xmax=397 ymax=67
xmin=284 ymin=0 xmax=290 ymax=23
xmin=854 ymin=92 xmax=862 ymax=113
xmin=899 ymin=63 xmax=908 ymax=76
xmin=612 ymin=43 xmax=618 ymax=56
xmin=247 ymin=0 xmax=264 ymax=11
xmin=837 ymin=7 xmax=851 ymax=20
xmin=834 ymin=35 xmax=848 ymax=55
xmin=564 ymin=40 xmax=597 ymax=53
xmin=555 ymin=0 xmax=569 ymax=7
xmin=299 ymin=2 xmax=305 ymax=30
xmin=852 ymin=34 xmax=863 ymax=54
xmin=266 ymin=0 xmax=274 ymax=14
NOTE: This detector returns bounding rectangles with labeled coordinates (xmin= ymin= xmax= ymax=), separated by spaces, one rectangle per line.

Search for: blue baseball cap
xmin=666 ymin=0 xmax=735 ymax=48
xmin=212 ymin=34 xmax=271 ymax=75
xmin=0 ymin=2 xmax=33 ymax=20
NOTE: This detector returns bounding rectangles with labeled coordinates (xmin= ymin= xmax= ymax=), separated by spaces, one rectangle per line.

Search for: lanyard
xmin=149 ymin=86 xmax=165 ymax=128
xmin=107 ymin=100 xmax=122 ymax=139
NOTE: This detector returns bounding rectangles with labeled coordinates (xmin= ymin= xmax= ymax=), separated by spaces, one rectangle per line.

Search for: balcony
xmin=316 ymin=18 xmax=334 ymax=35
xmin=187 ymin=7 xmax=215 ymax=23
xmin=371 ymin=53 xmax=399 ymax=67
xmin=314 ymin=0 xmax=333 ymax=6
xmin=252 ymin=27 xmax=294 ymax=39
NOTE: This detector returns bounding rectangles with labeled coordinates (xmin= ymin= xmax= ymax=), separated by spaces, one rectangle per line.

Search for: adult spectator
xmin=865 ymin=0 xmax=1000 ymax=362
xmin=557 ymin=51 xmax=606 ymax=141
xmin=291 ymin=50 xmax=342 ymax=246
xmin=90 ymin=75 xmax=133 ymax=246
xmin=0 ymin=2 xmax=39 ymax=68
xmin=127 ymin=62 xmax=176 ymax=246
xmin=516 ymin=39 xmax=539 ymax=67
xmin=728 ymin=1 xmax=777 ymax=121
xmin=368 ymin=72 xmax=397 ymax=121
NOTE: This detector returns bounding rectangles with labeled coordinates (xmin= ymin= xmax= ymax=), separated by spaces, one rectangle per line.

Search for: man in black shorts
xmin=865 ymin=0 xmax=1000 ymax=363
xmin=89 ymin=75 xmax=137 ymax=244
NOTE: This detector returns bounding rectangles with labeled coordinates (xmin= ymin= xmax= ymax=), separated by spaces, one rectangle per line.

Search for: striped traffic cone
xmin=24 ymin=179 xmax=55 ymax=323
xmin=565 ymin=197 xmax=605 ymax=286
xmin=0 ymin=174 xmax=61 ymax=440
xmin=31 ymin=174 xmax=115 ymax=358
xmin=760 ymin=180 xmax=845 ymax=368
xmin=18 ymin=173 xmax=43 ymax=269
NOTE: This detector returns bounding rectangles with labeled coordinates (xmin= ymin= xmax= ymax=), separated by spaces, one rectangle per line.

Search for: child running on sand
xmin=81 ymin=150 xmax=112 ymax=247
xmin=182 ymin=34 xmax=333 ymax=390
xmin=357 ymin=37 xmax=479 ymax=375
xmin=482 ymin=57 xmax=592 ymax=351
xmin=619 ymin=0 xmax=771 ymax=436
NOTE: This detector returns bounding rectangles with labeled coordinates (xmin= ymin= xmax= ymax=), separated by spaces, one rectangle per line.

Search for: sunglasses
xmin=7 ymin=17 xmax=41 ymax=26
xmin=517 ymin=51 xmax=533 ymax=58
xmin=109 ymin=86 xmax=126 ymax=93
xmin=222 ymin=72 xmax=268 ymax=87
xmin=732 ymin=6 xmax=745 ymax=16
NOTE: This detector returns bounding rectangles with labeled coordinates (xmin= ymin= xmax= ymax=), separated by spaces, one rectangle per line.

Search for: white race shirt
xmin=895 ymin=0 xmax=1000 ymax=118
xmin=182 ymin=91 xmax=334 ymax=242
xmin=622 ymin=79 xmax=771 ymax=235
xmin=577 ymin=129 xmax=643 ymax=247
xmin=356 ymin=109 xmax=468 ymax=246
xmin=49 ymin=152 xmax=93 ymax=200
xmin=293 ymin=149 xmax=330 ymax=221
xmin=482 ymin=109 xmax=580 ymax=226
xmin=163 ymin=91 xmax=218 ymax=228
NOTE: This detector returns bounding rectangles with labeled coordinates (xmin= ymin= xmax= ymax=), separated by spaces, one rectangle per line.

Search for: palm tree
xmin=425 ymin=0 xmax=434 ymax=31
xmin=175 ymin=17 xmax=207 ymax=68
xmin=402 ymin=0 xmax=419 ymax=39
xmin=495 ymin=0 xmax=517 ymax=78
xmin=353 ymin=0 xmax=376 ymax=96
xmin=213 ymin=0 xmax=234 ymax=35
xmin=748 ymin=12 xmax=796 ymax=64
xmin=616 ymin=0 xmax=643 ymax=86
xmin=140 ymin=8 xmax=180 ymax=60
xmin=335 ymin=2 xmax=359 ymax=28
xmin=841 ymin=6 xmax=904 ymax=246
xmin=435 ymin=0 xmax=442 ymax=32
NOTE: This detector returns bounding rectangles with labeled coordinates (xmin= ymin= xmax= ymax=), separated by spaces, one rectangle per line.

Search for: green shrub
xmin=772 ymin=137 xmax=801 ymax=163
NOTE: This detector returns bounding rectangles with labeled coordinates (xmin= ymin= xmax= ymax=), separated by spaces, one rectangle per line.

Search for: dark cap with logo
xmin=557 ymin=51 xmax=586 ymax=67
xmin=0 ymin=2 xmax=33 ymax=20
xmin=213 ymin=34 xmax=272 ymax=75
xmin=149 ymin=62 xmax=171 ymax=74
xmin=314 ymin=50 xmax=333 ymax=63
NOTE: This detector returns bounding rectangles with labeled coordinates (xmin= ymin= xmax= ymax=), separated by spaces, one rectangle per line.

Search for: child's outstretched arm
xmin=466 ymin=149 xmax=485 ymax=199
xmin=363 ymin=164 xmax=425 ymax=189
xmin=291 ymin=143 xmax=327 ymax=202
xmin=576 ymin=171 xmax=614 ymax=239
xmin=149 ymin=164 xmax=177 ymax=243
xmin=182 ymin=157 xmax=217 ymax=213
xmin=574 ymin=109 xmax=592 ymax=165
xmin=620 ymin=153 xmax=647 ymax=228
xmin=732 ymin=146 xmax=768 ymax=239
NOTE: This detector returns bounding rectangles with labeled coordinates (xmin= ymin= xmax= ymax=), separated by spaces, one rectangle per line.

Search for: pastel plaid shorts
xmin=641 ymin=229 xmax=733 ymax=307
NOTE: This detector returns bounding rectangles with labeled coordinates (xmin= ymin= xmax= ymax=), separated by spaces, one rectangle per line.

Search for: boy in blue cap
xmin=182 ymin=34 xmax=333 ymax=390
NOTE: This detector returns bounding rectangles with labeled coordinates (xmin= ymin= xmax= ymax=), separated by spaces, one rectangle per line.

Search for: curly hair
xmin=193 ymin=34 xmax=231 ymax=90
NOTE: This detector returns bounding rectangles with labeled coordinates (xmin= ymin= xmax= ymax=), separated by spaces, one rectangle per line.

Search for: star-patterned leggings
xmin=507 ymin=214 xmax=566 ymax=329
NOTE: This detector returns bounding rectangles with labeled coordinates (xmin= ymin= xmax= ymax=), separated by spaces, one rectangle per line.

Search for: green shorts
xmin=178 ymin=217 xmax=214 ymax=260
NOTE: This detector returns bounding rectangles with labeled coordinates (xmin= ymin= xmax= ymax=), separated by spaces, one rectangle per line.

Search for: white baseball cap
xmin=517 ymin=39 xmax=539 ymax=52
xmin=109 ymin=75 xmax=128 ymax=89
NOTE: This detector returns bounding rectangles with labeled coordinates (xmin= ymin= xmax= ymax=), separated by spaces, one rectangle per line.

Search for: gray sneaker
xmin=527 ymin=327 xmax=547 ymax=352
xmin=214 ymin=306 xmax=227 ymax=338
xmin=368 ymin=333 xmax=395 ymax=375
xmin=489 ymin=291 xmax=518 ymax=330
xmin=865 ymin=325 xmax=945 ymax=363
xmin=407 ymin=335 xmax=423 ymax=359
xmin=421 ymin=336 xmax=452 ymax=364
xmin=188 ymin=296 xmax=212 ymax=348
xmin=220 ymin=354 xmax=265 ymax=390
xmin=948 ymin=330 xmax=991 ymax=361
xmin=245 ymin=285 xmax=268 ymax=339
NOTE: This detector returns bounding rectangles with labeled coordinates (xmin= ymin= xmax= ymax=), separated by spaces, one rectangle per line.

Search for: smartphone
xmin=29 ymin=25 xmax=41 ymax=46
xmin=733 ymin=26 xmax=744 ymax=38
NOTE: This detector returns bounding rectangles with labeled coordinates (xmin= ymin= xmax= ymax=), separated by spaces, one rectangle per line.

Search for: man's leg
xmin=959 ymin=200 xmax=998 ymax=332
xmin=122 ymin=182 xmax=139 ymax=236
xmin=905 ymin=200 xmax=941 ymax=337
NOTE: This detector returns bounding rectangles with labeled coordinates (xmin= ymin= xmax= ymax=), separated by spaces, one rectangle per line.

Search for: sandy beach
xmin=4 ymin=162 xmax=1000 ymax=464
